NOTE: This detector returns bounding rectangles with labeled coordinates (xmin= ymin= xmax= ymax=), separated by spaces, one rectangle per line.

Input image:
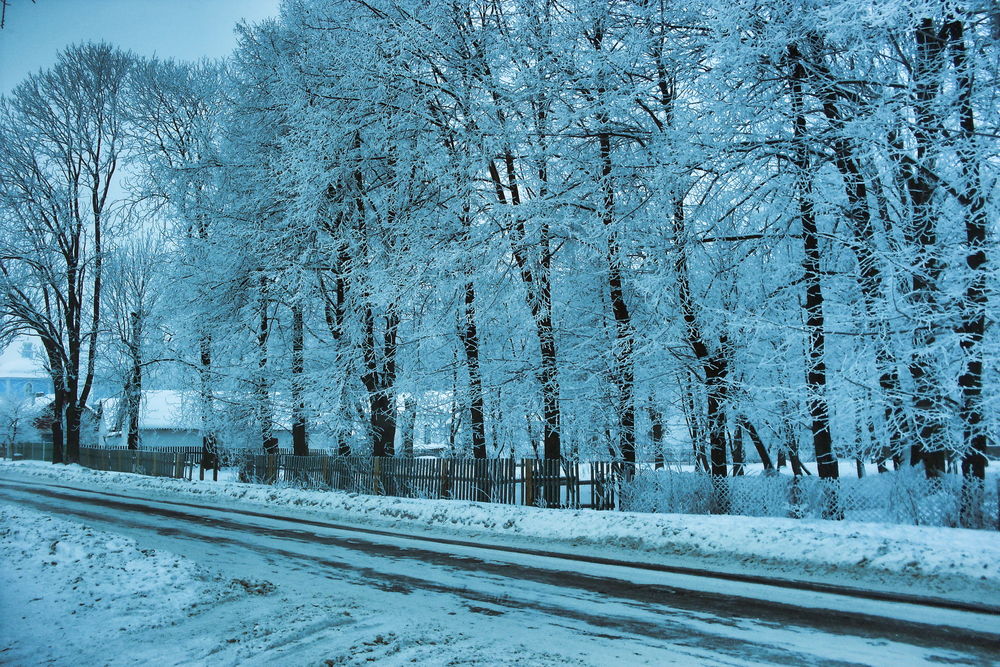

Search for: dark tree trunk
xmin=808 ymin=46 xmax=908 ymax=463
xmin=672 ymin=199 xmax=728 ymax=477
xmin=705 ymin=348 xmax=729 ymax=478
xmin=50 ymin=388 xmax=65 ymax=464
xmin=648 ymin=397 xmax=664 ymax=469
xmin=199 ymin=333 xmax=218 ymax=472
xmin=370 ymin=391 xmax=396 ymax=458
xmin=256 ymin=285 xmax=275 ymax=455
xmin=362 ymin=308 xmax=398 ymax=458
xmin=488 ymin=157 xmax=561 ymax=460
xmin=64 ymin=402 xmax=81 ymax=464
xmin=123 ymin=311 xmax=143 ymax=450
xmin=319 ymin=255 xmax=352 ymax=456
xmin=125 ymin=365 xmax=141 ymax=450
xmin=948 ymin=18 xmax=990 ymax=483
xmin=903 ymin=18 xmax=950 ymax=476
xmin=459 ymin=281 xmax=487 ymax=459
xmin=598 ymin=128 xmax=636 ymax=465
xmin=291 ymin=303 xmax=308 ymax=457
xmin=736 ymin=415 xmax=774 ymax=471
xmin=789 ymin=45 xmax=838 ymax=481
xmin=64 ymin=323 xmax=81 ymax=464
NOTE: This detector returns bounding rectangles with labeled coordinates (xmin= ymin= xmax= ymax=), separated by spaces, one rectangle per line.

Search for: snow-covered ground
xmin=0 ymin=502 xmax=568 ymax=665
xmin=2 ymin=460 xmax=999 ymax=665
xmin=0 ymin=504 xmax=250 ymax=665
xmin=3 ymin=459 xmax=999 ymax=604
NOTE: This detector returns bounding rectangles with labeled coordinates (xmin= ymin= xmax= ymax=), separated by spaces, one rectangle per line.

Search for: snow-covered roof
xmin=0 ymin=336 xmax=49 ymax=379
xmin=99 ymin=389 xmax=297 ymax=433
xmin=100 ymin=390 xmax=200 ymax=432
xmin=18 ymin=393 xmax=56 ymax=417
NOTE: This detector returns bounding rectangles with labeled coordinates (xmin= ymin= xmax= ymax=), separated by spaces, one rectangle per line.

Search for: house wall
xmin=1 ymin=377 xmax=52 ymax=400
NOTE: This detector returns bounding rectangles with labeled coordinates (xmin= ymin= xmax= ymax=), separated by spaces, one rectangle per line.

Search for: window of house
xmin=19 ymin=342 xmax=33 ymax=358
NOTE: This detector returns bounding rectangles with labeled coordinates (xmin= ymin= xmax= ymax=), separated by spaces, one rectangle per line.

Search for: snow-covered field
xmin=3 ymin=459 xmax=999 ymax=602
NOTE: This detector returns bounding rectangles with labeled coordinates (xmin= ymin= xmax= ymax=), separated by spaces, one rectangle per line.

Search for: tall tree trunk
xmin=291 ymin=302 xmax=307 ymax=456
xmin=41 ymin=340 xmax=65 ymax=463
xmin=903 ymin=18 xmax=950 ymax=476
xmin=362 ymin=308 xmax=398 ymax=457
xmin=50 ymin=388 xmax=65 ymax=464
xmin=599 ymin=128 xmax=636 ymax=464
xmin=370 ymin=391 xmax=396 ymax=458
xmin=648 ymin=397 xmax=664 ymax=469
xmin=125 ymin=311 xmax=142 ymax=450
xmin=199 ymin=333 xmax=218 ymax=473
xmin=948 ymin=18 xmax=990 ymax=483
xmin=789 ymin=45 xmax=838 ymax=481
xmin=319 ymin=260 xmax=352 ymax=456
xmin=64 ymin=328 xmax=81 ymax=464
xmin=808 ymin=48 xmax=908 ymax=463
xmin=256 ymin=284 xmax=275 ymax=454
xmin=488 ymin=156 xmax=561 ymax=460
xmin=672 ymin=198 xmax=728 ymax=477
xmin=64 ymin=401 xmax=81 ymax=463
xmin=459 ymin=281 xmax=487 ymax=458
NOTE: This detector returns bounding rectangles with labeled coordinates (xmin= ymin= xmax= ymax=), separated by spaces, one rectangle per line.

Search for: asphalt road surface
xmin=1 ymin=473 xmax=997 ymax=666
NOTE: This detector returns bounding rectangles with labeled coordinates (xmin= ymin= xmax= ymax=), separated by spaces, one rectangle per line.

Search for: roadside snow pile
xmin=0 ymin=503 xmax=246 ymax=665
xmin=3 ymin=460 xmax=999 ymax=591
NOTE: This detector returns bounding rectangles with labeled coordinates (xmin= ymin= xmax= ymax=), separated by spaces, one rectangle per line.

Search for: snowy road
xmin=1 ymin=473 xmax=998 ymax=666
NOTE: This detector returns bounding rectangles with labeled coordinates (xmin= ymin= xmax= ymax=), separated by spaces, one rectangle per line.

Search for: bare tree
xmin=0 ymin=43 xmax=134 ymax=463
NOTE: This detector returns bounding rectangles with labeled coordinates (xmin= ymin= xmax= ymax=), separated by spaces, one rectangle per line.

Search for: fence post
xmin=440 ymin=459 xmax=451 ymax=499
xmin=524 ymin=459 xmax=534 ymax=507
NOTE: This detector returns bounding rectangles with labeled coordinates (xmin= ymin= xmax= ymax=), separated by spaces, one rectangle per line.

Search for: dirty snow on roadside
xmin=3 ymin=460 xmax=999 ymax=606
xmin=0 ymin=502 xmax=572 ymax=666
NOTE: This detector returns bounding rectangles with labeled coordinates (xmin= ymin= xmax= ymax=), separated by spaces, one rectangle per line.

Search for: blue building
xmin=0 ymin=337 xmax=52 ymax=400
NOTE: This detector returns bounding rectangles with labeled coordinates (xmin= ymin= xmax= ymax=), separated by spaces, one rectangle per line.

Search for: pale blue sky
xmin=0 ymin=0 xmax=281 ymax=94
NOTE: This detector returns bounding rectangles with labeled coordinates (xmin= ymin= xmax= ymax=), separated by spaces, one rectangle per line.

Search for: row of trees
xmin=0 ymin=1 xmax=996 ymax=485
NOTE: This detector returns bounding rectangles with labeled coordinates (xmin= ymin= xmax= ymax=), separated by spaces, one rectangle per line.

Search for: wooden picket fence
xmin=7 ymin=443 xmax=191 ymax=479
xmin=239 ymin=455 xmax=623 ymax=509
xmin=7 ymin=442 xmax=624 ymax=510
xmin=79 ymin=447 xmax=190 ymax=479
xmin=7 ymin=442 xmax=53 ymax=462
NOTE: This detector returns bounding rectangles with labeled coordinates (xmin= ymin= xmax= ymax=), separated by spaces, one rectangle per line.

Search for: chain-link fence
xmin=619 ymin=468 xmax=999 ymax=529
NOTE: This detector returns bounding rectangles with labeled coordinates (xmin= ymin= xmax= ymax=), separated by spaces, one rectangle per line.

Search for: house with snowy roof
xmin=98 ymin=389 xmax=304 ymax=449
xmin=99 ymin=390 xmax=211 ymax=448
xmin=0 ymin=393 xmax=99 ymax=446
xmin=0 ymin=336 xmax=52 ymax=400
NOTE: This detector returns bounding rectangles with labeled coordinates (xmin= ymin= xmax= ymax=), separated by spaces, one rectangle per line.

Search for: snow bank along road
xmin=1 ymin=472 xmax=998 ymax=665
